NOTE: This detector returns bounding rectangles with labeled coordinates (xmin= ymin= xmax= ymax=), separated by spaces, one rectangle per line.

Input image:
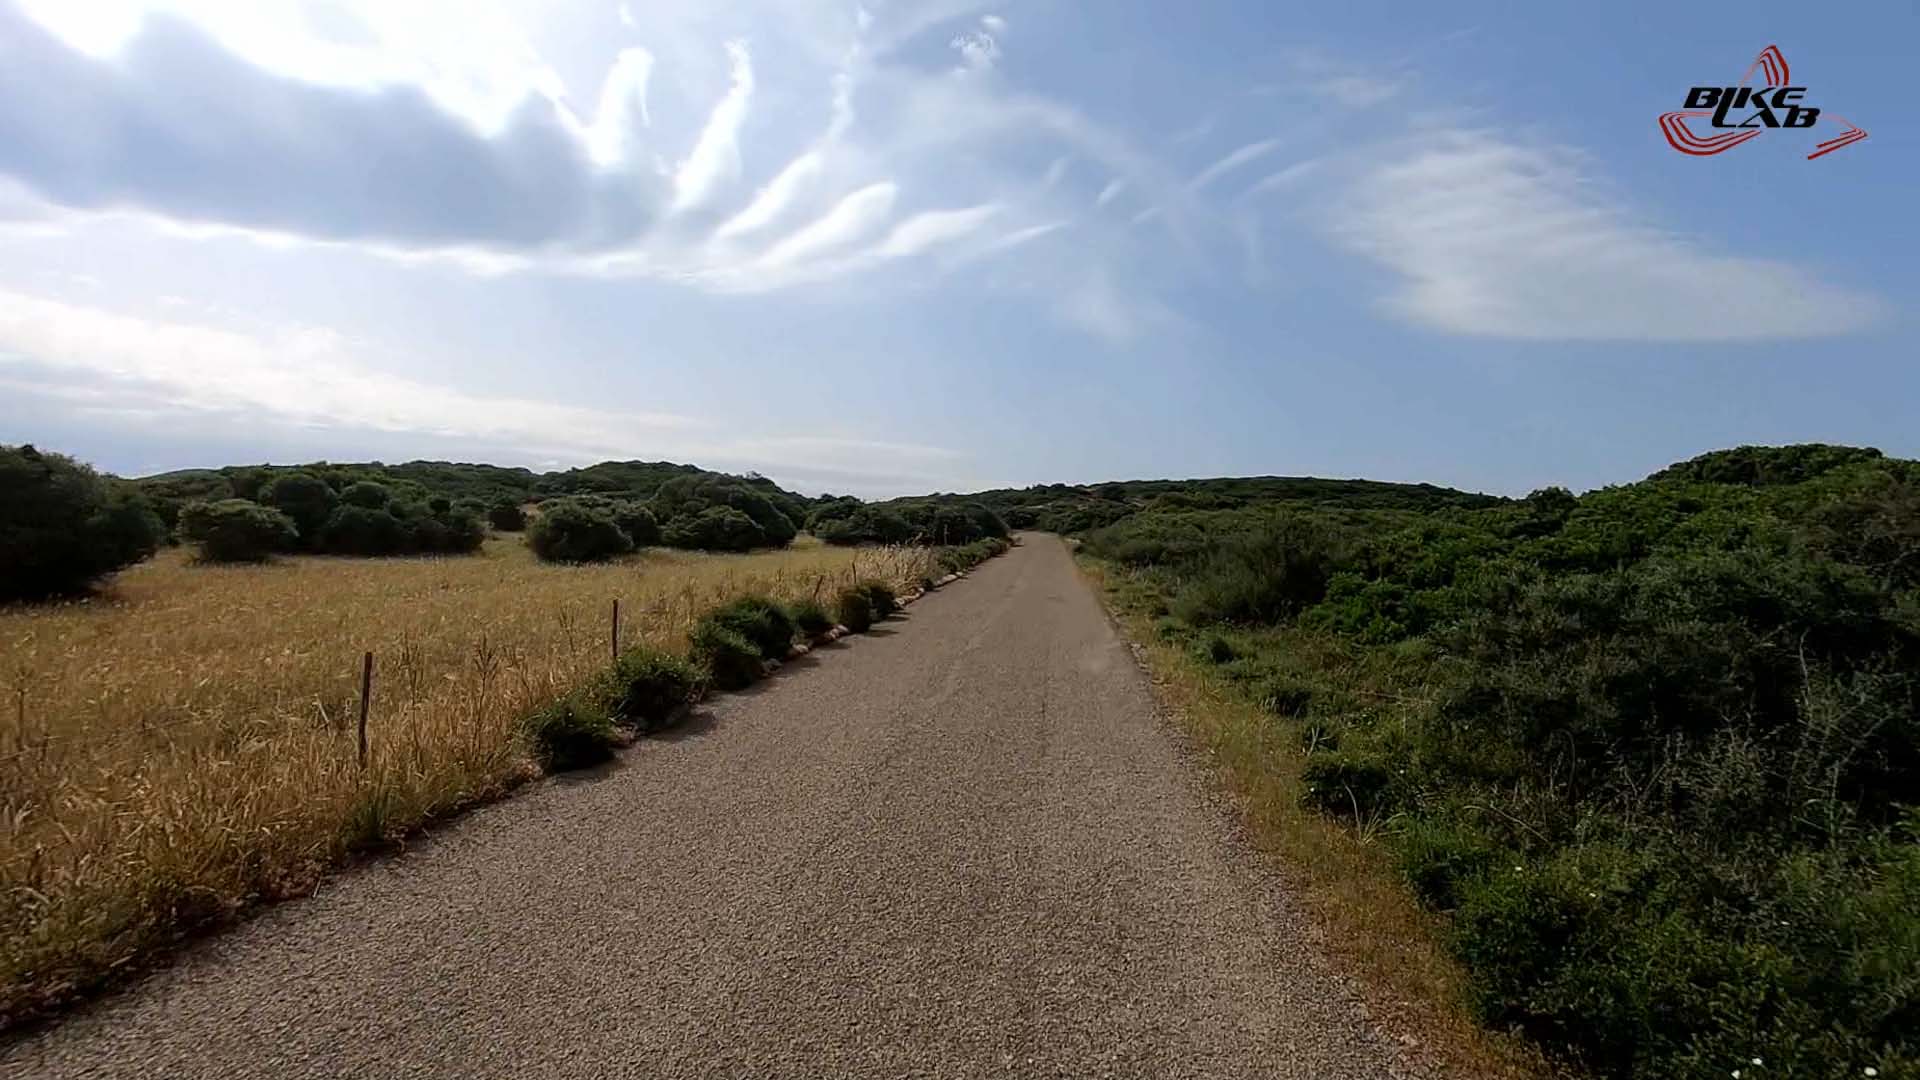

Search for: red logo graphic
xmin=1659 ymin=45 xmax=1867 ymax=160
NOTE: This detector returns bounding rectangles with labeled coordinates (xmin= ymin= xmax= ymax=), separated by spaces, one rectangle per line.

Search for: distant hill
xmin=935 ymin=475 xmax=1508 ymax=534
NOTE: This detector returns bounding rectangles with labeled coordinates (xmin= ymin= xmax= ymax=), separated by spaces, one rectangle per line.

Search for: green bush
xmin=786 ymin=597 xmax=835 ymax=638
xmin=0 ymin=445 xmax=165 ymax=600
xmin=487 ymin=501 xmax=527 ymax=531
xmin=659 ymin=506 xmax=766 ymax=552
xmin=1301 ymin=749 xmax=1398 ymax=818
xmin=689 ymin=620 xmax=764 ymax=690
xmin=1392 ymin=815 xmax=1502 ymax=911
xmin=321 ymin=504 xmax=406 ymax=555
xmin=1171 ymin=516 xmax=1349 ymax=625
xmin=1197 ymin=634 xmax=1237 ymax=664
xmin=613 ymin=502 xmax=660 ymax=547
xmin=259 ymin=472 xmax=337 ymax=546
xmin=178 ymin=499 xmax=298 ymax=563
xmin=337 ymin=480 xmax=391 ymax=510
xmin=858 ymin=580 xmax=898 ymax=619
xmin=701 ymin=595 xmax=797 ymax=661
xmin=935 ymin=537 xmax=1011 ymax=574
xmin=836 ymin=586 xmax=875 ymax=633
xmin=528 ymin=498 xmax=634 ymax=563
xmin=650 ymin=475 xmax=798 ymax=547
xmin=521 ymin=691 xmax=617 ymax=770
xmin=811 ymin=503 xmax=916 ymax=545
xmin=606 ymin=648 xmax=704 ymax=730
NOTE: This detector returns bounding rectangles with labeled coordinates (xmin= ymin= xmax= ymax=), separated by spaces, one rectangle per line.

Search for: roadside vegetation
xmin=0 ymin=442 xmax=1014 ymax=1030
xmin=1077 ymin=444 xmax=1919 ymax=1079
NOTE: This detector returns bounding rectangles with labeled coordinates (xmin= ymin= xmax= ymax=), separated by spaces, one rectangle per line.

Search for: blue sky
xmin=0 ymin=0 xmax=1911 ymax=497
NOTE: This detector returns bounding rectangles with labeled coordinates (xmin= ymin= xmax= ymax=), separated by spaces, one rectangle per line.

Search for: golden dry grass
xmin=0 ymin=536 xmax=935 ymax=1024
xmin=1077 ymin=559 xmax=1549 ymax=1080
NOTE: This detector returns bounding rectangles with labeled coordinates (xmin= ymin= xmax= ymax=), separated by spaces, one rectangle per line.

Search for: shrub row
xmin=808 ymin=498 xmax=1008 ymax=547
xmin=521 ymin=582 xmax=901 ymax=767
xmin=935 ymin=536 xmax=1011 ymax=575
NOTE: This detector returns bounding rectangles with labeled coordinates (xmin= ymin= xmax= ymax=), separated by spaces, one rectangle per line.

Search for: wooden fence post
xmin=611 ymin=598 xmax=621 ymax=663
xmin=357 ymin=651 xmax=373 ymax=769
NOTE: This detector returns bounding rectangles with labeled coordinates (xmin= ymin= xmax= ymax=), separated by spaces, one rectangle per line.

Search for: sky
xmin=0 ymin=0 xmax=1912 ymax=498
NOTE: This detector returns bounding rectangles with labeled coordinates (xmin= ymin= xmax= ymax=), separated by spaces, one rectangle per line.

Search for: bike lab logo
xmin=1659 ymin=44 xmax=1867 ymax=159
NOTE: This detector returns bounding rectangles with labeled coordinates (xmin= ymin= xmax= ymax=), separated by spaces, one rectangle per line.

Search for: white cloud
xmin=877 ymin=203 xmax=1002 ymax=257
xmin=0 ymin=0 xmax=1275 ymax=346
xmin=0 ymin=288 xmax=695 ymax=455
xmin=1333 ymin=131 xmax=1884 ymax=341
xmin=950 ymin=28 xmax=1000 ymax=72
xmin=670 ymin=40 xmax=755 ymax=214
xmin=758 ymin=182 xmax=898 ymax=269
xmin=0 ymin=287 xmax=964 ymax=490
xmin=1189 ymin=139 xmax=1282 ymax=191
xmin=1238 ymin=159 xmax=1322 ymax=200
xmin=582 ymin=47 xmax=655 ymax=166
xmin=975 ymin=220 xmax=1068 ymax=255
xmin=1058 ymin=271 xmax=1152 ymax=344
xmin=1309 ymin=74 xmax=1400 ymax=108
xmin=714 ymin=151 xmax=825 ymax=241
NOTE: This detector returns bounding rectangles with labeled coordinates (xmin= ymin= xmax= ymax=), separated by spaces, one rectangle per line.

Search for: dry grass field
xmin=0 ymin=535 xmax=935 ymax=1024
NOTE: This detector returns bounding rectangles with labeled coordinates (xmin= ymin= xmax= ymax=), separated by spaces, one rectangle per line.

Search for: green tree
xmin=660 ymin=506 xmax=766 ymax=552
xmin=259 ymin=472 xmax=337 ymax=547
xmin=527 ymin=498 xmax=634 ymax=563
xmin=0 ymin=445 xmax=165 ymax=599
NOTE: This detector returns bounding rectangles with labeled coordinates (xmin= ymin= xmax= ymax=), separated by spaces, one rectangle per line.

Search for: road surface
xmin=5 ymin=534 xmax=1409 ymax=1079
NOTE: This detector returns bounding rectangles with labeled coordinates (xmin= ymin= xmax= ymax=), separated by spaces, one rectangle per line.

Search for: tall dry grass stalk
xmin=0 ymin=537 xmax=934 ymax=1023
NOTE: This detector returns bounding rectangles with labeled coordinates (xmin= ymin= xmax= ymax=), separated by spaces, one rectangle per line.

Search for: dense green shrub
xmin=787 ymin=597 xmax=835 ymax=637
xmin=137 ymin=470 xmax=233 ymax=534
xmin=836 ymin=586 xmax=875 ymax=633
xmin=1083 ymin=444 xmax=1920 ymax=1077
xmin=409 ymin=503 xmax=487 ymax=553
xmin=606 ymin=648 xmax=704 ymax=730
xmin=321 ymin=504 xmax=406 ymax=555
xmin=810 ymin=502 xmax=917 ymax=545
xmin=528 ymin=498 xmax=634 ymax=563
xmin=659 ymin=505 xmax=765 ymax=552
xmin=650 ymin=475 xmax=798 ymax=548
xmin=936 ymin=537 xmax=1011 ymax=573
xmin=689 ymin=620 xmax=764 ymax=690
xmin=0 ymin=445 xmax=166 ymax=599
xmin=178 ymin=499 xmax=298 ymax=563
xmin=338 ymin=480 xmax=392 ymax=510
xmin=613 ymin=502 xmax=660 ymax=547
xmin=258 ymin=472 xmax=337 ymax=546
xmin=858 ymin=581 xmax=898 ymax=619
xmin=521 ymin=691 xmax=617 ymax=770
xmin=700 ymin=595 xmax=797 ymax=661
xmin=1171 ymin=516 xmax=1350 ymax=625
xmin=487 ymin=501 xmax=527 ymax=531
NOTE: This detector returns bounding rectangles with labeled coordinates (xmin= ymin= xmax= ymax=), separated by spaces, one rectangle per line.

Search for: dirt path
xmin=5 ymin=535 xmax=1411 ymax=1079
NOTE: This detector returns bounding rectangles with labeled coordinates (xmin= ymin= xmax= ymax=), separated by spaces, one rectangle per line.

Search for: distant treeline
xmin=2 ymin=448 xmax=1016 ymax=595
xmin=955 ymin=474 xmax=1507 ymax=535
xmin=1078 ymin=444 xmax=1920 ymax=1079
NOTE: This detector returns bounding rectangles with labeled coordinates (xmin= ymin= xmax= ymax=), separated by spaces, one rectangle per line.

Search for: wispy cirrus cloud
xmin=1331 ymin=131 xmax=1884 ymax=341
xmin=1189 ymin=139 xmax=1283 ymax=191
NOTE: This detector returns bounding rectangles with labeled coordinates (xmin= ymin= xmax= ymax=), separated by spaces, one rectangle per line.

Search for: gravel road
xmin=5 ymin=534 xmax=1411 ymax=1079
